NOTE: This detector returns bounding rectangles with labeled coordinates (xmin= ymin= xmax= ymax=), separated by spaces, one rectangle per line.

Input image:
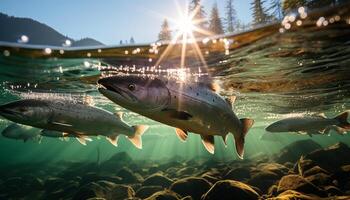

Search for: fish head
xmin=265 ymin=120 xmax=290 ymax=132
xmin=0 ymin=99 xmax=51 ymax=125
xmin=98 ymin=76 xmax=170 ymax=111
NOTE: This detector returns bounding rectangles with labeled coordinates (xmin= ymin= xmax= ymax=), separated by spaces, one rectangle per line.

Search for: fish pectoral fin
xmin=114 ymin=112 xmax=124 ymax=121
xmin=297 ymin=131 xmax=307 ymax=135
xmin=50 ymin=121 xmax=73 ymax=127
xmin=175 ymin=128 xmax=188 ymax=142
xmin=127 ymin=125 xmax=149 ymax=149
xmin=200 ymin=135 xmax=215 ymax=154
xmin=76 ymin=135 xmax=92 ymax=146
xmin=161 ymin=108 xmax=193 ymax=120
xmin=106 ymin=135 xmax=119 ymax=147
xmin=312 ymin=113 xmax=327 ymax=118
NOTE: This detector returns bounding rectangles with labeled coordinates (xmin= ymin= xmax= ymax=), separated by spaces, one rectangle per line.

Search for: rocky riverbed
xmin=1 ymin=140 xmax=350 ymax=200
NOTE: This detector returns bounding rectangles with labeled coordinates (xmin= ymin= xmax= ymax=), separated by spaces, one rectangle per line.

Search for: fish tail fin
xmin=233 ymin=118 xmax=254 ymax=159
xmin=128 ymin=125 xmax=149 ymax=149
xmin=334 ymin=111 xmax=350 ymax=129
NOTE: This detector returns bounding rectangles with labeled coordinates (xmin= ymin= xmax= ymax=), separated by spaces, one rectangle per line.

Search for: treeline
xmin=119 ymin=36 xmax=135 ymax=45
xmin=158 ymin=0 xmax=350 ymax=41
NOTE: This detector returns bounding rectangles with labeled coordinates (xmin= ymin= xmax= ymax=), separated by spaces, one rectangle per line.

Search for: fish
xmin=1 ymin=123 xmax=42 ymax=143
xmin=98 ymin=75 xmax=254 ymax=159
xmin=265 ymin=112 xmax=350 ymax=136
xmin=0 ymin=99 xmax=149 ymax=148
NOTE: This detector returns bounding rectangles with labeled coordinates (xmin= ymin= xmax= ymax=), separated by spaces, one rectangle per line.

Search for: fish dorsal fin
xmin=128 ymin=125 xmax=149 ymax=149
xmin=225 ymin=96 xmax=236 ymax=108
xmin=115 ymin=112 xmax=123 ymax=121
xmin=51 ymin=121 xmax=73 ymax=127
xmin=200 ymin=135 xmax=215 ymax=154
xmin=106 ymin=135 xmax=119 ymax=147
xmin=76 ymin=135 xmax=92 ymax=146
xmin=175 ymin=128 xmax=188 ymax=142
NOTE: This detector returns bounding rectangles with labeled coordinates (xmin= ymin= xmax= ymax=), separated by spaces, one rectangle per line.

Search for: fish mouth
xmin=98 ymin=79 xmax=136 ymax=102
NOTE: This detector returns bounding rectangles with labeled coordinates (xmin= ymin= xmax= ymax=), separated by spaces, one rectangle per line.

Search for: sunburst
xmin=154 ymin=0 xmax=212 ymax=80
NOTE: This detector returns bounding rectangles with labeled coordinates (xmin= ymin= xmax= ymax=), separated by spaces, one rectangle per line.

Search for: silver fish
xmin=98 ymin=76 xmax=254 ymax=159
xmin=0 ymin=99 xmax=148 ymax=147
xmin=1 ymin=123 xmax=42 ymax=143
xmin=265 ymin=112 xmax=350 ymax=136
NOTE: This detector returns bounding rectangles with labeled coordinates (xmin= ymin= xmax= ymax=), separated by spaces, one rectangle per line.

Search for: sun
xmin=176 ymin=15 xmax=195 ymax=35
xmin=154 ymin=0 xmax=212 ymax=74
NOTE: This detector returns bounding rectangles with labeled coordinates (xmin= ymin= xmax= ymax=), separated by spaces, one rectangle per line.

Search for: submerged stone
xmin=277 ymin=174 xmax=326 ymax=196
xmin=202 ymin=180 xmax=259 ymax=200
xmin=275 ymin=140 xmax=322 ymax=164
xmin=143 ymin=173 xmax=174 ymax=188
xmin=136 ymin=186 xmax=163 ymax=199
xmin=144 ymin=189 xmax=180 ymax=200
xmin=170 ymin=177 xmax=212 ymax=200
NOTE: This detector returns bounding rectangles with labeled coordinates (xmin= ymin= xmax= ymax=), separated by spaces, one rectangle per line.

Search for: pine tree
xmin=209 ymin=3 xmax=224 ymax=35
xmin=282 ymin=0 xmax=306 ymax=14
xmin=251 ymin=0 xmax=268 ymax=25
xmin=225 ymin=0 xmax=237 ymax=33
xmin=307 ymin=0 xmax=336 ymax=9
xmin=189 ymin=0 xmax=208 ymax=37
xmin=130 ymin=37 xmax=135 ymax=44
xmin=158 ymin=19 xmax=172 ymax=41
xmin=269 ymin=0 xmax=283 ymax=20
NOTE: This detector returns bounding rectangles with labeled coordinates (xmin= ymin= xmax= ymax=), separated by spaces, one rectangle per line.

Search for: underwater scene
xmin=0 ymin=0 xmax=350 ymax=199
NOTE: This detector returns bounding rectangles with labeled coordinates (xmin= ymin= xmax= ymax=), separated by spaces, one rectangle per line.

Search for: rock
xmin=45 ymin=180 xmax=79 ymax=199
xmin=170 ymin=177 xmax=212 ymax=200
xmin=200 ymin=174 xmax=219 ymax=185
xmin=108 ymin=184 xmax=135 ymax=200
xmin=136 ymin=186 xmax=163 ymax=199
xmin=277 ymin=175 xmax=326 ymax=196
xmin=180 ymin=196 xmax=193 ymax=200
xmin=224 ymin=167 xmax=251 ymax=181
xmin=305 ymin=142 xmax=350 ymax=172
xmin=303 ymin=166 xmax=329 ymax=177
xmin=295 ymin=157 xmax=316 ymax=176
xmin=275 ymin=140 xmax=322 ymax=164
xmin=176 ymin=167 xmax=197 ymax=177
xmin=324 ymin=185 xmax=343 ymax=196
xmin=44 ymin=177 xmax=66 ymax=192
xmin=257 ymin=163 xmax=289 ymax=177
xmin=73 ymin=182 xmax=107 ymax=200
xmin=268 ymin=185 xmax=278 ymax=196
xmin=144 ymin=190 xmax=180 ymax=200
xmin=202 ymin=180 xmax=259 ymax=200
xmin=305 ymin=173 xmax=332 ymax=186
xmin=143 ymin=173 xmax=173 ymax=188
xmin=116 ymin=167 xmax=143 ymax=184
xmin=248 ymin=171 xmax=280 ymax=193
xmin=270 ymin=190 xmax=319 ymax=200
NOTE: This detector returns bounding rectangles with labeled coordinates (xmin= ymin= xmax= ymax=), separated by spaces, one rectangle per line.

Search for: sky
xmin=0 ymin=0 xmax=255 ymax=45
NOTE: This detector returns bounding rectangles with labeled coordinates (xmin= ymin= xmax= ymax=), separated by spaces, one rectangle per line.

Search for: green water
xmin=0 ymin=6 xmax=350 ymax=166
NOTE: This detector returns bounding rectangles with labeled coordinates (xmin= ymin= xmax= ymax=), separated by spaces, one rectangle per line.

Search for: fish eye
xmin=128 ymin=84 xmax=135 ymax=91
